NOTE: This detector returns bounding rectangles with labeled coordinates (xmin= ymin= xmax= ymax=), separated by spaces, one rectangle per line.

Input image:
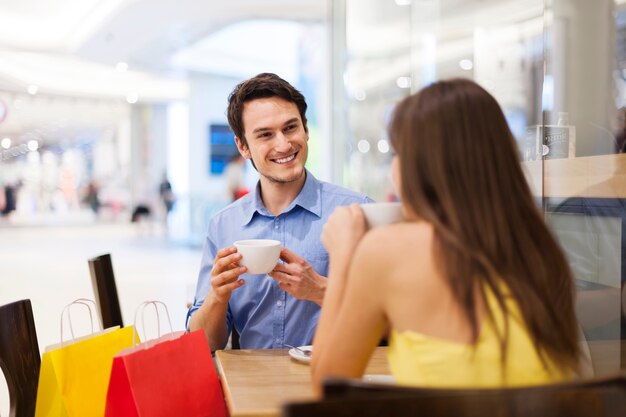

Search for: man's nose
xmin=274 ymin=132 xmax=291 ymax=152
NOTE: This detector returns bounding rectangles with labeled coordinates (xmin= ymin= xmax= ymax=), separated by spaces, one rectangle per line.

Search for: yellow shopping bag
xmin=34 ymin=299 xmax=136 ymax=417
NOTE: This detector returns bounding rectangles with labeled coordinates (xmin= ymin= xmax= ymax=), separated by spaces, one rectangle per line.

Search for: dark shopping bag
xmin=104 ymin=301 xmax=227 ymax=417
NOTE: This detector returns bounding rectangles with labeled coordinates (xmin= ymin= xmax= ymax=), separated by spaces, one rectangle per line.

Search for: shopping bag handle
xmin=132 ymin=301 xmax=173 ymax=346
xmin=60 ymin=298 xmax=101 ymax=346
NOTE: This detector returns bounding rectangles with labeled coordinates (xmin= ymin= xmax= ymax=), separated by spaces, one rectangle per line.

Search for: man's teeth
xmin=275 ymin=154 xmax=296 ymax=164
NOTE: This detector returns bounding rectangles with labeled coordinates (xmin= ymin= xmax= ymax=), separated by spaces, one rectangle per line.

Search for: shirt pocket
xmin=303 ymin=250 xmax=330 ymax=277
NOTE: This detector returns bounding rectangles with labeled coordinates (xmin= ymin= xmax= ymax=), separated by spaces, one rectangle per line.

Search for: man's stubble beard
xmin=262 ymin=165 xmax=306 ymax=185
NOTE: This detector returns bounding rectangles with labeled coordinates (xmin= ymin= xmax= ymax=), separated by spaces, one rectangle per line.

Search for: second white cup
xmin=360 ymin=202 xmax=405 ymax=229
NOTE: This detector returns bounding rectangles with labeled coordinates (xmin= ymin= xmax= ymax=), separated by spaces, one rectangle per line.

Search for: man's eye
xmin=285 ymin=125 xmax=297 ymax=132
xmin=258 ymin=132 xmax=272 ymax=139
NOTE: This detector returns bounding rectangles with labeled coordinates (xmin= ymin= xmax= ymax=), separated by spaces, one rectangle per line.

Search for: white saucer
xmin=288 ymin=345 xmax=312 ymax=364
xmin=362 ymin=374 xmax=396 ymax=385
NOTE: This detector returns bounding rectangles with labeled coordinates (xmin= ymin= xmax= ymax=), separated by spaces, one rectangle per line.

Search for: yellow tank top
xmin=387 ymin=285 xmax=573 ymax=388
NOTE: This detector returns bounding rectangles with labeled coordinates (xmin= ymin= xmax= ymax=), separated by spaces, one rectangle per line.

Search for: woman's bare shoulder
xmin=352 ymin=221 xmax=441 ymax=308
xmin=354 ymin=221 xmax=434 ymax=269
xmin=360 ymin=221 xmax=433 ymax=249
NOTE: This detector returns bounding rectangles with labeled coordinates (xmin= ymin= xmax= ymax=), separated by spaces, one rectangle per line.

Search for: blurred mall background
xmin=1 ymin=0 xmax=626 ymax=411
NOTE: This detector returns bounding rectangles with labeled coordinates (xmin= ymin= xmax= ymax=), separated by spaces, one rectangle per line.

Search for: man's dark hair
xmin=227 ymin=73 xmax=308 ymax=148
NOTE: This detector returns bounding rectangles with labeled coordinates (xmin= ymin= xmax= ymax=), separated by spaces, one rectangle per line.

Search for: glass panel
xmin=342 ymin=0 xmax=545 ymax=201
xmin=343 ymin=0 xmax=412 ymax=200
xmin=410 ymin=0 xmax=545 ymax=197
xmin=340 ymin=0 xmax=626 ymax=377
xmin=544 ymin=0 xmax=626 ymax=375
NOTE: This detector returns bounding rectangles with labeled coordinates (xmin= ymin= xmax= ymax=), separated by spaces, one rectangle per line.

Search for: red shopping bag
xmin=104 ymin=302 xmax=227 ymax=417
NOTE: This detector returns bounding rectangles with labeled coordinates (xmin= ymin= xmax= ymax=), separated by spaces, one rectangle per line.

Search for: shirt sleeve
xmin=185 ymin=219 xmax=232 ymax=334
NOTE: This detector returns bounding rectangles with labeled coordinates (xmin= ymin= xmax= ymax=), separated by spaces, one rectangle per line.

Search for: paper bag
xmin=35 ymin=325 xmax=135 ymax=417
xmin=105 ymin=329 xmax=227 ymax=417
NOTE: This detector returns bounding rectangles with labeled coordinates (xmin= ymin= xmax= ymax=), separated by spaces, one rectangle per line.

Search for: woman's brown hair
xmin=389 ymin=78 xmax=579 ymax=372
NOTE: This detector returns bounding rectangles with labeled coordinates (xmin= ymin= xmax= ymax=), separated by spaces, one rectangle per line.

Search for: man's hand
xmin=269 ymin=248 xmax=327 ymax=305
xmin=209 ymin=246 xmax=247 ymax=304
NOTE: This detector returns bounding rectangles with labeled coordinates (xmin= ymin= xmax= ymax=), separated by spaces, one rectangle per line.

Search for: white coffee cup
xmin=234 ymin=239 xmax=281 ymax=274
xmin=360 ymin=202 xmax=405 ymax=229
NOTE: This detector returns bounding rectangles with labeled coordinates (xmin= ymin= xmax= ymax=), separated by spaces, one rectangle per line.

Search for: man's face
xmin=236 ymin=96 xmax=308 ymax=185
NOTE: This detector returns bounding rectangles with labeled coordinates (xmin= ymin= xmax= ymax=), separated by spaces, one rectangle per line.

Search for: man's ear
xmin=235 ymin=136 xmax=251 ymax=159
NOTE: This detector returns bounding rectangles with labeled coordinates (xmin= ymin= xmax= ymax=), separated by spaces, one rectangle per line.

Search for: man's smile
xmin=271 ymin=151 xmax=298 ymax=164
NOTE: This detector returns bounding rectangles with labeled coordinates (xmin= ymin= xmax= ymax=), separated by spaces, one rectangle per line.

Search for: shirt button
xmin=276 ymin=300 xmax=283 ymax=307
xmin=275 ymin=338 xmax=282 ymax=344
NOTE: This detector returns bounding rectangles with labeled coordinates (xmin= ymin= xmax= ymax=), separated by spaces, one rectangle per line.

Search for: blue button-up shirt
xmin=186 ymin=171 xmax=371 ymax=349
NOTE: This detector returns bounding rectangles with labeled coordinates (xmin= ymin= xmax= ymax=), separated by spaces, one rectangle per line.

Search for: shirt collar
xmin=241 ymin=169 xmax=322 ymax=226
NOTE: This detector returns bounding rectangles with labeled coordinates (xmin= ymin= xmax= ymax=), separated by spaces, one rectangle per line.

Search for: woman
xmin=312 ymin=79 xmax=580 ymax=391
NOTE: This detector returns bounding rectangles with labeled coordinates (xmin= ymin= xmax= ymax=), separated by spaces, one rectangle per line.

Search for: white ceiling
xmin=170 ymin=19 xmax=305 ymax=81
xmin=74 ymin=0 xmax=325 ymax=72
xmin=0 ymin=0 xmax=326 ymax=101
xmin=0 ymin=0 xmax=120 ymax=51
xmin=0 ymin=0 xmax=326 ymax=151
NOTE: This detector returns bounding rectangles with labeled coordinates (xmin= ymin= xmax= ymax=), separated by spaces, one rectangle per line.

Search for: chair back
xmin=88 ymin=253 xmax=124 ymax=328
xmin=283 ymin=374 xmax=626 ymax=417
xmin=231 ymin=328 xmax=240 ymax=350
xmin=0 ymin=299 xmax=41 ymax=417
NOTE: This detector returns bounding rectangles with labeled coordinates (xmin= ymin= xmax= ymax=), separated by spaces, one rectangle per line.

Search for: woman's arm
xmin=312 ymin=211 xmax=388 ymax=395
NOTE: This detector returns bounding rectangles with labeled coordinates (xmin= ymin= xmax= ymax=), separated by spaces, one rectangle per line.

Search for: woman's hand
xmin=321 ymin=204 xmax=367 ymax=270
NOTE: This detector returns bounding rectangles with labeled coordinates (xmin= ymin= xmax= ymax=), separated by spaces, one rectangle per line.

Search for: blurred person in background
xmin=0 ymin=180 xmax=5 ymax=213
xmin=159 ymin=173 xmax=175 ymax=217
xmin=223 ymin=154 xmax=249 ymax=202
xmin=59 ymin=165 xmax=79 ymax=210
xmin=187 ymin=73 xmax=372 ymax=350
xmin=129 ymin=176 xmax=155 ymax=232
xmin=1 ymin=181 xmax=17 ymax=217
xmin=83 ymin=180 xmax=101 ymax=215
xmin=312 ymin=79 xmax=580 ymax=391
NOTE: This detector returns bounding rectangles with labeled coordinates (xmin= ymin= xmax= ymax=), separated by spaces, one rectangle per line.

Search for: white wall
xmin=186 ymin=73 xmax=242 ymax=243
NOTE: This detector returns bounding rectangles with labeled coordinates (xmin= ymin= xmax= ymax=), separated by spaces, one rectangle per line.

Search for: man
xmin=187 ymin=73 xmax=371 ymax=350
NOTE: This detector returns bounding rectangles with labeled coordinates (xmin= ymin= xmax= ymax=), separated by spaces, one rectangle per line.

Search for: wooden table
xmin=215 ymin=347 xmax=390 ymax=417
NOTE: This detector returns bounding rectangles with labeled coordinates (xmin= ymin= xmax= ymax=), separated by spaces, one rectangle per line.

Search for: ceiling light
xmin=357 ymin=139 xmax=370 ymax=154
xmin=1 ymin=137 xmax=10 ymax=149
xmin=27 ymin=85 xmax=38 ymax=95
xmin=116 ymin=62 xmax=128 ymax=72
xmin=459 ymin=59 xmax=474 ymax=70
xmin=126 ymin=93 xmax=138 ymax=104
xmin=377 ymin=139 xmax=390 ymax=154
xmin=396 ymin=77 xmax=411 ymax=89
xmin=27 ymin=140 xmax=39 ymax=151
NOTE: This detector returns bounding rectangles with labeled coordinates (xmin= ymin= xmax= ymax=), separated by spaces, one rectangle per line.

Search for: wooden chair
xmin=0 ymin=299 xmax=41 ymax=417
xmin=231 ymin=328 xmax=240 ymax=350
xmin=283 ymin=373 xmax=626 ymax=417
xmin=88 ymin=253 xmax=124 ymax=328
